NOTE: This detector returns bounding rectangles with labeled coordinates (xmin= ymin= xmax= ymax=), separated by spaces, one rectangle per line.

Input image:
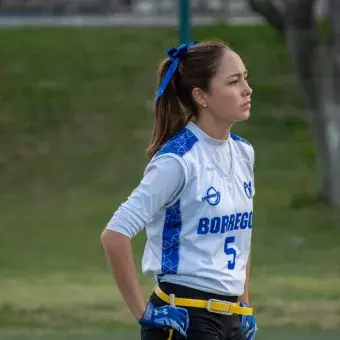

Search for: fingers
xmin=173 ymin=313 xmax=189 ymax=332
xmin=176 ymin=308 xmax=189 ymax=331
xmin=244 ymin=320 xmax=257 ymax=340
xmin=158 ymin=317 xmax=172 ymax=328
xmin=167 ymin=306 xmax=189 ymax=332
xmin=169 ymin=319 xmax=187 ymax=338
xmin=240 ymin=315 xmax=247 ymax=331
xmin=151 ymin=306 xmax=189 ymax=338
xmin=247 ymin=316 xmax=256 ymax=329
xmin=245 ymin=326 xmax=256 ymax=340
xmin=178 ymin=326 xmax=188 ymax=338
xmin=241 ymin=315 xmax=257 ymax=340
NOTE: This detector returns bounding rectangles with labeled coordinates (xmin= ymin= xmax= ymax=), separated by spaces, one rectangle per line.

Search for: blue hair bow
xmin=154 ymin=41 xmax=198 ymax=101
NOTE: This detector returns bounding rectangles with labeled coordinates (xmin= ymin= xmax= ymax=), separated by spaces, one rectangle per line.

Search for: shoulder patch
xmin=157 ymin=128 xmax=198 ymax=157
xmin=230 ymin=132 xmax=250 ymax=145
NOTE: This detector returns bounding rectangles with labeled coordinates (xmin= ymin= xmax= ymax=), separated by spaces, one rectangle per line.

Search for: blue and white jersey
xmin=107 ymin=121 xmax=255 ymax=297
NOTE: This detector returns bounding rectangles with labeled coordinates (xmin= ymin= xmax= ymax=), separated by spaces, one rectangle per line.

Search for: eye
xmin=229 ymin=79 xmax=238 ymax=85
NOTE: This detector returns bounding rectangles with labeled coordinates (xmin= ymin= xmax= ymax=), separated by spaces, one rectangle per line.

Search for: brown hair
xmin=146 ymin=39 xmax=231 ymax=160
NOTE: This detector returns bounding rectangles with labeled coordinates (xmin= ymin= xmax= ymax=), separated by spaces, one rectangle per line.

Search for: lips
xmin=241 ymin=101 xmax=251 ymax=107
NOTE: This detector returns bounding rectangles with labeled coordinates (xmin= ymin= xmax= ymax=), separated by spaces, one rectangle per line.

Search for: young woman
xmin=101 ymin=39 xmax=257 ymax=340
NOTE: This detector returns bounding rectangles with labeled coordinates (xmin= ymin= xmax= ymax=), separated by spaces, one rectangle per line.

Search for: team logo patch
xmin=244 ymin=181 xmax=252 ymax=199
xmin=202 ymin=186 xmax=221 ymax=206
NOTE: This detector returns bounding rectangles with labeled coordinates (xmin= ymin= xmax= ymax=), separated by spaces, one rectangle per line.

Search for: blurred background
xmin=0 ymin=0 xmax=340 ymax=339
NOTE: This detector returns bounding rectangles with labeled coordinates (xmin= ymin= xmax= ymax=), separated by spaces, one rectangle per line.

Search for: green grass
xmin=1 ymin=329 xmax=340 ymax=340
xmin=0 ymin=24 xmax=340 ymax=338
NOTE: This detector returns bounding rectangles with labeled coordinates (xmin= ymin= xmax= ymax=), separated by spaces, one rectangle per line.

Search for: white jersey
xmin=107 ymin=121 xmax=255 ymax=297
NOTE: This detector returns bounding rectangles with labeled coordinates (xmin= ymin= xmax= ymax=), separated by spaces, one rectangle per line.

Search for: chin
xmin=235 ymin=109 xmax=251 ymax=122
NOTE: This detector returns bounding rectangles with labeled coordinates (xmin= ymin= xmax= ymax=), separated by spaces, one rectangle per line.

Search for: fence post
xmin=179 ymin=0 xmax=191 ymax=44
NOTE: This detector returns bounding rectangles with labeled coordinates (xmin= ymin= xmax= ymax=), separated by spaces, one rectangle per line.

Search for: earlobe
xmin=192 ymin=87 xmax=207 ymax=108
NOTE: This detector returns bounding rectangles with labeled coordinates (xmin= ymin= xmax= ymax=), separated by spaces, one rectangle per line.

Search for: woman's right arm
xmin=101 ymin=227 xmax=189 ymax=338
xmin=101 ymin=155 xmax=187 ymax=320
xmin=101 ymin=229 xmax=146 ymax=320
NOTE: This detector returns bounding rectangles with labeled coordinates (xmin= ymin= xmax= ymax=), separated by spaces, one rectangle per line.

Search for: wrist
xmin=135 ymin=303 xmax=148 ymax=321
xmin=239 ymin=297 xmax=249 ymax=305
xmin=136 ymin=310 xmax=144 ymax=321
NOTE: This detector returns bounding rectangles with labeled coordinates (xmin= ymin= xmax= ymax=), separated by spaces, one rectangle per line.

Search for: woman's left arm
xmin=239 ymin=255 xmax=251 ymax=304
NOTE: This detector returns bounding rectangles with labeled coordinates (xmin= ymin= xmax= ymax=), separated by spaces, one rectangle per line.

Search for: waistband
xmin=155 ymin=283 xmax=253 ymax=316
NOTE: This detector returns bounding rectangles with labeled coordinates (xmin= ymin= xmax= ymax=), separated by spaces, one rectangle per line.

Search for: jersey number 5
xmin=224 ymin=236 xmax=236 ymax=270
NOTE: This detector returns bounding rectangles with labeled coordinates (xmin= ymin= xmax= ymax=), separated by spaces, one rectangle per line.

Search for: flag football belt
xmin=154 ymin=285 xmax=253 ymax=316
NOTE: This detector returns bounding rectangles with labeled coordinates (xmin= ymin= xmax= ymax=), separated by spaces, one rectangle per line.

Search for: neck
xmin=194 ymin=114 xmax=233 ymax=140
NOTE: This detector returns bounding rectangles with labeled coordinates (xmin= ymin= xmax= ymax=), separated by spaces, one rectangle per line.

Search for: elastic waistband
xmin=158 ymin=281 xmax=239 ymax=302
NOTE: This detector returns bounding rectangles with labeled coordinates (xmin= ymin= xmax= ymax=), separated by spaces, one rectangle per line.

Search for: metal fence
xmin=0 ymin=0 xmax=130 ymax=15
xmin=0 ymin=0 xmax=251 ymax=17
xmin=0 ymin=0 xmax=328 ymax=23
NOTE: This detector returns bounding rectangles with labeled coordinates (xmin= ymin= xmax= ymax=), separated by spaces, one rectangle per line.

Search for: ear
xmin=192 ymin=87 xmax=208 ymax=108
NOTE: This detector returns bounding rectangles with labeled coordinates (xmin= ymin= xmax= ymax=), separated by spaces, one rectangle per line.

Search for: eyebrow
xmin=227 ymin=70 xmax=248 ymax=79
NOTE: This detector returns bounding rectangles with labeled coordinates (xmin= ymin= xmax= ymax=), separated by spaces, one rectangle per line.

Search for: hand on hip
xmin=139 ymin=302 xmax=189 ymax=338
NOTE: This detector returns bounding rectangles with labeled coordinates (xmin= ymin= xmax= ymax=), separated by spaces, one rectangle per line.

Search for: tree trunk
xmin=249 ymin=0 xmax=340 ymax=206
xmin=284 ymin=25 xmax=333 ymax=203
xmin=248 ymin=0 xmax=285 ymax=36
xmin=284 ymin=2 xmax=340 ymax=206
xmin=323 ymin=0 xmax=340 ymax=206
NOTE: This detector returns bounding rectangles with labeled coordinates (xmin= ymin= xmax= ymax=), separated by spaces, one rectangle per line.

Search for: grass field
xmin=0 ymin=24 xmax=340 ymax=339
xmin=2 ymin=329 xmax=340 ymax=340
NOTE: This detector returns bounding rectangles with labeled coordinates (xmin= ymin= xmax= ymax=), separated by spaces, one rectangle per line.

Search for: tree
xmin=249 ymin=0 xmax=340 ymax=206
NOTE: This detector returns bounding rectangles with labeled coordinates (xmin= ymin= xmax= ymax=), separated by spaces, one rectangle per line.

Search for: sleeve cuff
xmin=105 ymin=224 xmax=133 ymax=239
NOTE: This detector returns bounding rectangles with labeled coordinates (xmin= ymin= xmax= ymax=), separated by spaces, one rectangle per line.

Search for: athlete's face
xmin=201 ymin=50 xmax=252 ymax=124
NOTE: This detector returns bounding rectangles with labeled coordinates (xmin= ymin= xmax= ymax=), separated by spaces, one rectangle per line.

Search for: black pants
xmin=141 ymin=282 xmax=246 ymax=340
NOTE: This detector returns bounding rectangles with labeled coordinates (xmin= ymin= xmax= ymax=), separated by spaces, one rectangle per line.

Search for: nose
xmin=243 ymin=81 xmax=252 ymax=97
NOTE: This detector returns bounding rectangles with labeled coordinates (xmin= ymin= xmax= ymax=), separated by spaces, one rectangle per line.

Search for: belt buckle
xmin=206 ymin=299 xmax=233 ymax=315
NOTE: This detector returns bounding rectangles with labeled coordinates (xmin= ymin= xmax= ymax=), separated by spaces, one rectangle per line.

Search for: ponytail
xmin=146 ymin=59 xmax=193 ymax=160
xmin=146 ymin=40 xmax=228 ymax=160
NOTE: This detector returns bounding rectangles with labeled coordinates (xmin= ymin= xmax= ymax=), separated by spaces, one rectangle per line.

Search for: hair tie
xmin=154 ymin=41 xmax=198 ymax=101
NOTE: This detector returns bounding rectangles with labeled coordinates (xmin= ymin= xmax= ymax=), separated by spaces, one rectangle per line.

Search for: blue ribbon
xmin=154 ymin=41 xmax=198 ymax=101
